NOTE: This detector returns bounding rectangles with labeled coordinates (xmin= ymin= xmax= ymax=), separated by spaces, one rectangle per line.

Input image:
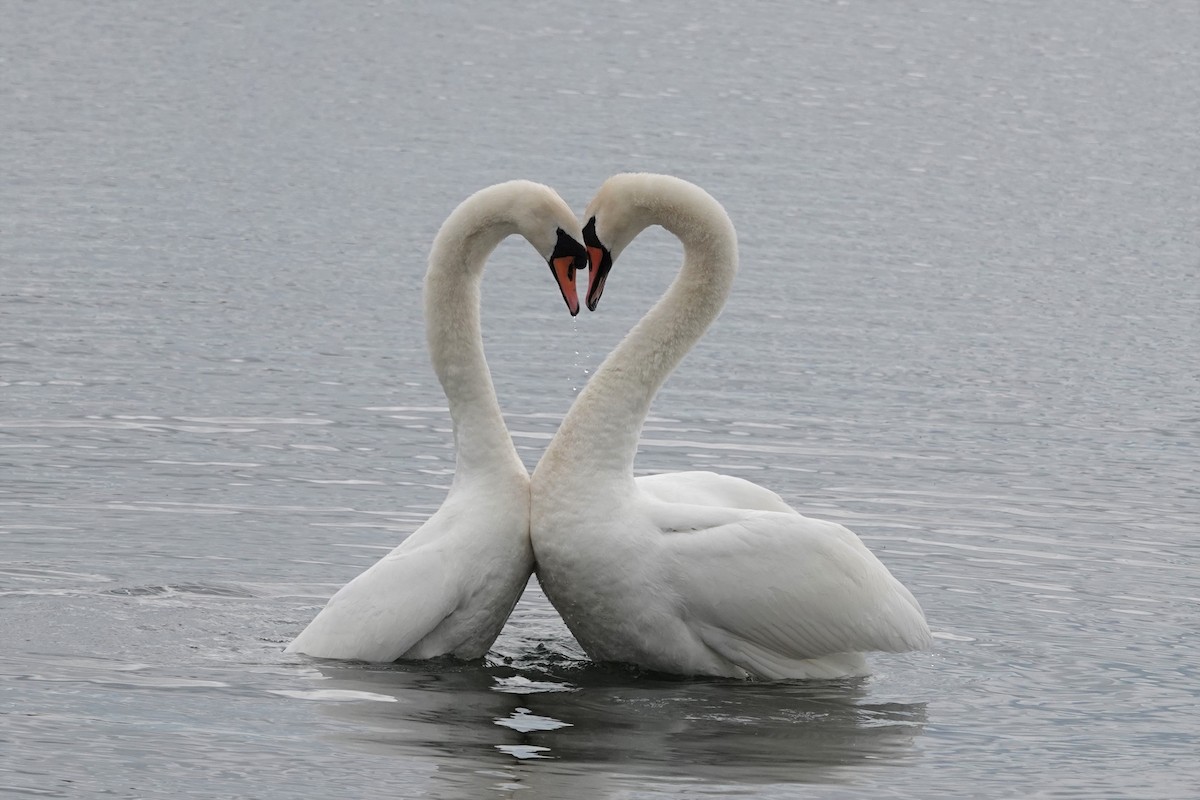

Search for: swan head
xmin=581 ymin=173 xmax=734 ymax=312
xmin=436 ymin=180 xmax=586 ymax=316
xmin=506 ymin=182 xmax=587 ymax=317
xmin=581 ymin=175 xmax=645 ymax=312
xmin=581 ymin=216 xmax=614 ymax=312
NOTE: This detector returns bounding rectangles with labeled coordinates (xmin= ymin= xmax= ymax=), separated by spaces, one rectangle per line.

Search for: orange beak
xmin=585 ymin=244 xmax=613 ymax=311
xmin=582 ymin=217 xmax=613 ymax=311
xmin=550 ymin=254 xmax=581 ymax=316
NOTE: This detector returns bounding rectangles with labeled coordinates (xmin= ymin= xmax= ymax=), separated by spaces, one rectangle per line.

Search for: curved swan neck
xmin=424 ymin=189 xmax=531 ymax=484
xmin=539 ymin=177 xmax=738 ymax=481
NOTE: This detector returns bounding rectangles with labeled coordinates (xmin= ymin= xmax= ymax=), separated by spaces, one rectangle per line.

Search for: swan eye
xmin=551 ymin=228 xmax=588 ymax=273
xmin=583 ymin=217 xmax=602 ymax=248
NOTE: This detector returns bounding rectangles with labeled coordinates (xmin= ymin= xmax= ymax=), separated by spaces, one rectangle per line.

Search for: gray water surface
xmin=3 ymin=1 xmax=1198 ymax=797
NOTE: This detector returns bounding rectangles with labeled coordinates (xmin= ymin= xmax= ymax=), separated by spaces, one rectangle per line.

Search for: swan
xmin=530 ymin=173 xmax=931 ymax=679
xmin=287 ymin=180 xmax=587 ymax=662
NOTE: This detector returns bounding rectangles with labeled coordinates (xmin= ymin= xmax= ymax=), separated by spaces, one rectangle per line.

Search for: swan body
xmin=287 ymin=181 xmax=586 ymax=662
xmin=530 ymin=173 xmax=930 ymax=679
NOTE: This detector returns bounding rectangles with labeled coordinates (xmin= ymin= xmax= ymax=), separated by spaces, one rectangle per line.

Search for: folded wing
xmin=638 ymin=471 xmax=798 ymax=513
xmin=661 ymin=507 xmax=931 ymax=674
xmin=286 ymin=540 xmax=457 ymax=662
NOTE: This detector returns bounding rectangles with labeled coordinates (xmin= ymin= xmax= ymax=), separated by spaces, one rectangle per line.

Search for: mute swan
xmin=287 ymin=181 xmax=587 ymax=662
xmin=530 ymin=173 xmax=931 ymax=679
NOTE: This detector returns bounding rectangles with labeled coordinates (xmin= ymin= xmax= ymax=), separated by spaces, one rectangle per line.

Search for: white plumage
xmin=531 ymin=173 xmax=931 ymax=679
xmin=287 ymin=181 xmax=584 ymax=662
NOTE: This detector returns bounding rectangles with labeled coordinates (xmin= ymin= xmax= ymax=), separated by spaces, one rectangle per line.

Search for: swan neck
xmin=424 ymin=216 xmax=524 ymax=483
xmin=540 ymin=197 xmax=736 ymax=482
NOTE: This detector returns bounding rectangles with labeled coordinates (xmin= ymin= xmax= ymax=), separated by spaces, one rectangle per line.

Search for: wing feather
xmin=637 ymin=471 xmax=798 ymax=513
xmin=662 ymin=508 xmax=931 ymax=666
xmin=286 ymin=540 xmax=458 ymax=662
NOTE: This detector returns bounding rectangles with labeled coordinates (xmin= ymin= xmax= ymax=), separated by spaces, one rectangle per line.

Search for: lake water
xmin=3 ymin=1 xmax=1197 ymax=797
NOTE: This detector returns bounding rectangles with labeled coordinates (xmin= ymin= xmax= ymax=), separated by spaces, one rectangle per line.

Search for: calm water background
xmin=3 ymin=1 xmax=1198 ymax=797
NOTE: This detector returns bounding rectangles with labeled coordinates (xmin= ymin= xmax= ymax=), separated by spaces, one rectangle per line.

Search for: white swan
xmin=530 ymin=173 xmax=931 ymax=680
xmin=287 ymin=181 xmax=587 ymax=662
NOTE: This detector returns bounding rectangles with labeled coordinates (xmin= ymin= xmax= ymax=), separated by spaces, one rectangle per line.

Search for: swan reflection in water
xmin=296 ymin=652 xmax=927 ymax=796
